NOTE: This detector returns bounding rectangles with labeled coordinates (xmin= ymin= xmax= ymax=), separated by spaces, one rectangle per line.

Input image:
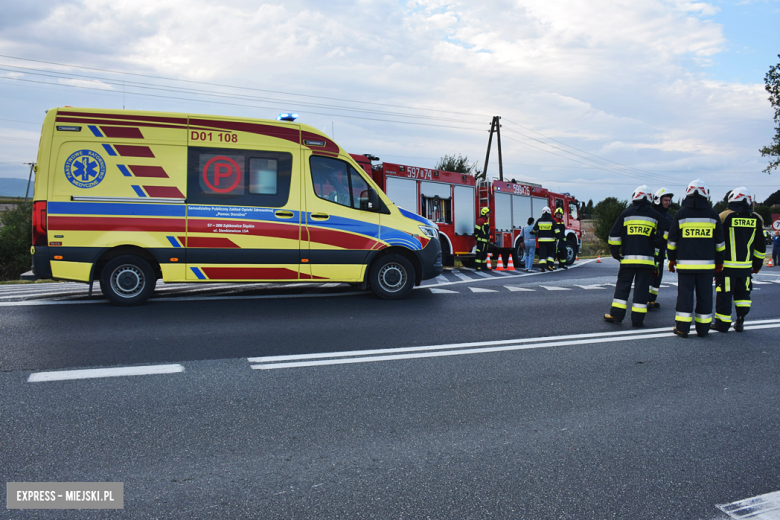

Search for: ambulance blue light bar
xmin=277 ymin=113 xmax=299 ymax=122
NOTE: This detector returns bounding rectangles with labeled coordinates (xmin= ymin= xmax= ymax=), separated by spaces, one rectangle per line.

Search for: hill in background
xmin=0 ymin=178 xmax=34 ymax=198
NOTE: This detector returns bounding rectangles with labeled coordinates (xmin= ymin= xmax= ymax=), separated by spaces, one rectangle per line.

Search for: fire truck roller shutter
xmin=513 ymin=194 xmax=532 ymax=229
xmin=494 ymin=192 xmax=512 ymax=232
xmin=385 ymin=176 xmax=418 ymax=213
xmin=531 ymin=197 xmax=548 ymax=217
xmin=454 ymin=185 xmax=475 ymax=235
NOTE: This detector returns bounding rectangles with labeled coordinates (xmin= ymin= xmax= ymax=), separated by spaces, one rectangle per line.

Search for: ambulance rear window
xmin=187 ymin=147 xmax=292 ymax=207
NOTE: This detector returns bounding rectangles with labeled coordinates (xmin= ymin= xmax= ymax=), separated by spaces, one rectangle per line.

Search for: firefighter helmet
xmin=480 ymin=207 xmax=490 ymax=216
xmin=728 ymin=187 xmax=751 ymax=204
xmin=554 ymin=207 xmax=563 ymax=216
xmin=541 ymin=206 xmax=551 ymax=215
xmin=631 ymin=185 xmax=653 ymax=203
xmin=653 ymin=187 xmax=674 ymax=205
xmin=685 ymin=179 xmax=710 ymax=199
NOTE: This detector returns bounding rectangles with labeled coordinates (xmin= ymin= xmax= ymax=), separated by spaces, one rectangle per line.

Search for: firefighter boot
xmin=734 ymin=315 xmax=745 ymax=332
xmin=673 ymin=327 xmax=689 ymax=338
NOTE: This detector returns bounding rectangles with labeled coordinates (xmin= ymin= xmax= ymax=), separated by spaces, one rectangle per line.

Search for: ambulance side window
xmin=310 ymin=156 xmax=371 ymax=210
xmin=187 ymin=147 xmax=292 ymax=207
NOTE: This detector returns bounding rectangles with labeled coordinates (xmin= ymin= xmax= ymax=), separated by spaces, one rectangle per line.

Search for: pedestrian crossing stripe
xmin=429 ymin=288 xmax=458 ymax=294
xmin=505 ymin=286 xmax=535 ymax=292
xmin=469 ymin=287 xmax=498 ymax=293
xmin=541 ymin=286 xmax=571 ymax=291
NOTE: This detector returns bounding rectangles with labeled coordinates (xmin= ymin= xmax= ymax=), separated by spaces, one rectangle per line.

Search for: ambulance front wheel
xmin=99 ymin=255 xmax=156 ymax=306
xmin=369 ymin=254 xmax=415 ymax=300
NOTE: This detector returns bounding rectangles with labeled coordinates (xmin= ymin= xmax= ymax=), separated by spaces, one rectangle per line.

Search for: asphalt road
xmin=2 ymin=258 xmax=779 ymax=519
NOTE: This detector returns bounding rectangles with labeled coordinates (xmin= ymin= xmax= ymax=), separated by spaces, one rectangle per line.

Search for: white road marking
xmin=429 ymin=288 xmax=458 ymax=294
xmin=752 ymin=280 xmax=772 ymax=285
xmin=718 ymin=490 xmax=780 ymax=519
xmin=469 ymin=287 xmax=498 ymax=293
xmin=574 ymin=285 xmax=606 ymax=290
xmin=473 ymin=270 xmax=492 ymax=278
xmin=434 ymin=275 xmax=449 ymax=284
xmin=451 ymin=269 xmax=475 ymax=282
xmin=540 ymin=286 xmax=571 ymax=291
xmin=249 ymin=318 xmax=780 ymax=369
xmin=28 ymin=364 xmax=185 ymax=382
xmin=505 ymin=286 xmax=535 ymax=292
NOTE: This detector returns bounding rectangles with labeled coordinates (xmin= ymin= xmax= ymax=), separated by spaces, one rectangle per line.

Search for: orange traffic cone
xmin=487 ymin=253 xmax=492 ymax=270
xmin=495 ymin=255 xmax=505 ymax=271
xmin=596 ymin=255 xmax=602 ymax=263
xmin=770 ymin=258 xmax=774 ymax=267
xmin=506 ymin=255 xmax=516 ymax=271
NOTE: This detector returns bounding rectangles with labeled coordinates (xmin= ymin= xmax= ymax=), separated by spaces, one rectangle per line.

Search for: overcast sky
xmin=0 ymin=0 xmax=778 ymax=203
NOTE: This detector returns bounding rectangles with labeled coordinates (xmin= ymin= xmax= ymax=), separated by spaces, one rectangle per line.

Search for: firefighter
xmin=533 ymin=207 xmax=558 ymax=272
xmin=474 ymin=206 xmax=491 ymax=271
xmin=667 ymin=179 xmax=725 ymax=338
xmin=554 ymin=207 xmax=568 ymax=270
xmin=711 ymin=187 xmax=766 ymax=333
xmin=604 ymin=185 xmax=664 ymax=327
xmin=648 ymin=187 xmax=674 ymax=309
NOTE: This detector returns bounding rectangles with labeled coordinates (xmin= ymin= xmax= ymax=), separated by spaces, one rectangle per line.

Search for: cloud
xmin=0 ymin=0 xmax=774 ymax=201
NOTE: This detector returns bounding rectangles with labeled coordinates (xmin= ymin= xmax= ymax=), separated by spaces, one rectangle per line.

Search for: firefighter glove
xmin=715 ymin=264 xmax=723 ymax=273
xmin=668 ymin=260 xmax=676 ymax=273
xmin=753 ymin=266 xmax=761 ymax=274
xmin=612 ymin=253 xmax=623 ymax=261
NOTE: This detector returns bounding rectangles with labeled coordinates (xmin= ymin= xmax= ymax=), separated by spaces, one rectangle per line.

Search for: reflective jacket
xmin=474 ymin=215 xmax=489 ymax=243
xmin=667 ymin=194 xmax=725 ymax=272
xmin=718 ymin=202 xmax=766 ymax=276
xmin=533 ymin=214 xmax=558 ymax=243
xmin=608 ymin=200 xmax=665 ymax=268
xmin=651 ymin=204 xmax=673 ymax=256
xmin=553 ymin=217 xmax=566 ymax=249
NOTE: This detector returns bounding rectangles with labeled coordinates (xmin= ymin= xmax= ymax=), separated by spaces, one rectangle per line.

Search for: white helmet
xmin=653 ymin=187 xmax=674 ymax=205
xmin=728 ymin=187 xmax=751 ymax=204
xmin=541 ymin=206 xmax=551 ymax=215
xmin=685 ymin=179 xmax=710 ymax=199
xmin=631 ymin=185 xmax=653 ymax=203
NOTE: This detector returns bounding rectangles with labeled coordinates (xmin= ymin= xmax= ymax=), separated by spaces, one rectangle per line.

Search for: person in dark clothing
xmin=554 ymin=207 xmax=568 ymax=270
xmin=711 ymin=187 xmax=766 ymax=332
xmin=774 ymin=231 xmax=780 ymax=267
xmin=604 ymin=185 xmax=665 ymax=327
xmin=667 ymin=179 xmax=725 ymax=338
xmin=474 ymin=206 xmax=491 ymax=271
xmin=648 ymin=187 xmax=673 ymax=309
xmin=533 ymin=207 xmax=558 ymax=272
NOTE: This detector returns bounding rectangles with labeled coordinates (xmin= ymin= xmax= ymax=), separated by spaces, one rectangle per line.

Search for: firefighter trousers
xmin=537 ymin=242 xmax=556 ymax=269
xmin=675 ymin=272 xmax=714 ymax=337
xmin=557 ymin=241 xmax=567 ymax=266
xmin=608 ymin=266 xmax=652 ymax=324
xmin=475 ymin=240 xmax=488 ymax=270
xmin=648 ymin=251 xmax=666 ymax=303
xmin=713 ymin=275 xmax=752 ymax=332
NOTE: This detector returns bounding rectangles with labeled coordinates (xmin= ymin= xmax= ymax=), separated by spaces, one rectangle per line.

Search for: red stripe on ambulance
xmin=49 ymin=217 xmax=185 ymax=233
xmin=201 ymin=267 xmax=326 ymax=280
xmin=144 ymin=186 xmax=184 ymax=198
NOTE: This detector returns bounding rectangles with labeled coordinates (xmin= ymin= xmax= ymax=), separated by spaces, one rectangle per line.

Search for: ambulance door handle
xmin=310 ymin=213 xmax=329 ymax=221
xmin=275 ymin=210 xmax=294 ymax=219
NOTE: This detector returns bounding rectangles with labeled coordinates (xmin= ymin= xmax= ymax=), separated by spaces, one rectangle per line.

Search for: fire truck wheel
xmin=99 ymin=255 xmax=156 ymax=306
xmin=513 ymin=242 xmax=525 ymax=267
xmin=369 ymin=254 xmax=415 ymax=300
xmin=566 ymin=237 xmax=579 ymax=265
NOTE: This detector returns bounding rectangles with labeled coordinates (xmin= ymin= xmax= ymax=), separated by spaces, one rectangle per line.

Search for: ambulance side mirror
xmin=366 ymin=188 xmax=379 ymax=212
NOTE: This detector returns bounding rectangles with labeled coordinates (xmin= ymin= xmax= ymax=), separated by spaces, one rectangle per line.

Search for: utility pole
xmin=480 ymin=116 xmax=503 ymax=181
xmin=23 ymin=162 xmax=35 ymax=205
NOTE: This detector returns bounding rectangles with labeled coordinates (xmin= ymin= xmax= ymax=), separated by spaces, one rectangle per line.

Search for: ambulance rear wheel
xmin=369 ymin=254 xmax=415 ymax=300
xmin=100 ymin=255 xmax=156 ymax=306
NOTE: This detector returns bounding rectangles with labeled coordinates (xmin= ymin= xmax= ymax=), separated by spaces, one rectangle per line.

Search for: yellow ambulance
xmin=29 ymin=108 xmax=442 ymax=305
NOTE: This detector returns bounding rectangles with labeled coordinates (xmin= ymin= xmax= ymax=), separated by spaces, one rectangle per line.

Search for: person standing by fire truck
xmin=604 ymin=186 xmax=664 ymax=327
xmin=475 ymin=207 xmax=491 ymax=271
xmin=711 ymin=187 xmax=765 ymax=333
xmin=648 ymin=187 xmax=674 ymax=309
xmin=522 ymin=217 xmax=536 ymax=272
xmin=554 ymin=207 xmax=568 ymax=270
xmin=533 ymin=207 xmax=558 ymax=272
xmin=667 ymin=179 xmax=725 ymax=338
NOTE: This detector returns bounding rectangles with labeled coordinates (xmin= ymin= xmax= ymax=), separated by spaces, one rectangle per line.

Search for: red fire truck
xmin=351 ymin=154 xmax=582 ymax=268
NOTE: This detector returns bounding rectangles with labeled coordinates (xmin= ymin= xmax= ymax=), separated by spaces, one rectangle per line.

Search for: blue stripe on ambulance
xmin=48 ymin=201 xmax=186 ymax=217
xmin=190 ymin=267 xmax=206 ymax=280
xmin=102 ymin=144 xmax=117 ymax=156
xmin=88 ymin=125 xmax=103 ymax=137
xmin=131 ymin=185 xmax=147 ymax=197
xmin=117 ymin=165 xmax=132 ymax=177
xmin=167 ymin=236 xmax=182 ymax=248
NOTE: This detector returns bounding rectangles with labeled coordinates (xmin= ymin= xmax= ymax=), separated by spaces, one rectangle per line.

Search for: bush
xmin=593 ymin=197 xmax=628 ymax=245
xmin=0 ymin=202 xmax=32 ymax=281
